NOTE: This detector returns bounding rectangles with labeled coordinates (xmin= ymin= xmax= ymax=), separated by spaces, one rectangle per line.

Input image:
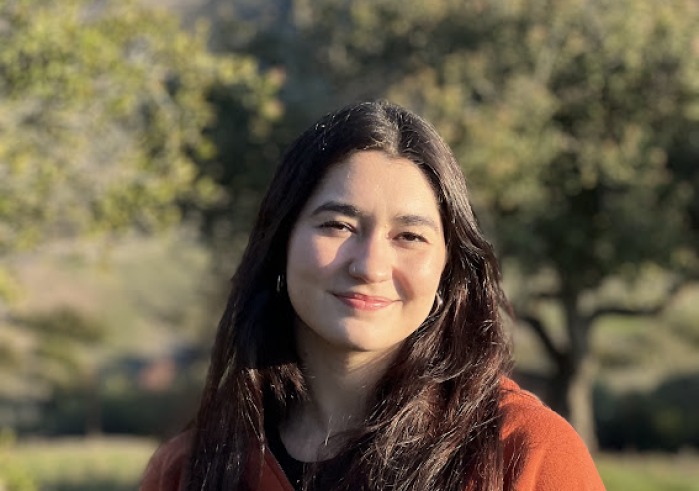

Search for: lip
xmin=332 ymin=292 xmax=396 ymax=311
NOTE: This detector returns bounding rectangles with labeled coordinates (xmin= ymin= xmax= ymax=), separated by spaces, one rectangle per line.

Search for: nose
xmin=348 ymin=233 xmax=392 ymax=283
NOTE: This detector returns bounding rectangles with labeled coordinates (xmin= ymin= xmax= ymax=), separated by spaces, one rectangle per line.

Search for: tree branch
xmin=588 ymin=279 xmax=692 ymax=323
xmin=529 ymin=291 xmax=561 ymax=301
xmin=518 ymin=314 xmax=565 ymax=364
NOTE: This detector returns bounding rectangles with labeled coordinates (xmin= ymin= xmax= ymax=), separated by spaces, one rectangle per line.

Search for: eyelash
xmin=398 ymin=232 xmax=427 ymax=243
xmin=318 ymin=222 xmax=427 ymax=243
xmin=319 ymin=221 xmax=354 ymax=232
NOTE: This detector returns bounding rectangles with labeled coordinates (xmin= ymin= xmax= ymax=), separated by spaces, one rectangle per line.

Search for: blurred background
xmin=0 ymin=0 xmax=698 ymax=489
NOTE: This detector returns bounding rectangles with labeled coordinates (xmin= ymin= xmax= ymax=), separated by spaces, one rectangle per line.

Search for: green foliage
xmin=384 ymin=0 xmax=699 ymax=290
xmin=664 ymin=286 xmax=699 ymax=350
xmin=1 ymin=0 xmax=696 ymax=450
xmin=0 ymin=0 xmax=281 ymax=435
xmin=10 ymin=307 xmax=107 ymax=391
xmin=0 ymin=234 xmax=215 ymax=433
xmin=224 ymin=0 xmax=699 ymax=288
xmin=214 ymin=0 xmax=699 ymax=444
xmin=42 ymin=377 xmax=201 ymax=438
xmin=22 ymin=308 xmax=106 ymax=343
xmin=0 ymin=0 xmax=281 ymax=259
xmin=596 ymin=373 xmax=699 ymax=451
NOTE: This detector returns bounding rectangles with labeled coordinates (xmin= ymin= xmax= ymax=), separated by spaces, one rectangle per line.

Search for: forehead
xmin=303 ymin=151 xmax=441 ymax=217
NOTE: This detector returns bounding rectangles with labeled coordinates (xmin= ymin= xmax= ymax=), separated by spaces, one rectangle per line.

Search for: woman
xmin=141 ymin=101 xmax=605 ymax=490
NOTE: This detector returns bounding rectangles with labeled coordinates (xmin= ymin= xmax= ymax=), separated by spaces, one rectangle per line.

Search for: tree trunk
xmin=551 ymin=293 xmax=598 ymax=451
xmin=84 ymin=367 xmax=102 ymax=437
xmin=523 ymin=290 xmax=600 ymax=450
xmin=568 ymin=353 xmax=597 ymax=451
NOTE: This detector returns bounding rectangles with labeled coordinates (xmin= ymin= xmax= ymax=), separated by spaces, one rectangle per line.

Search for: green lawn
xmin=2 ymin=437 xmax=157 ymax=491
xmin=597 ymin=452 xmax=699 ymax=491
xmin=2 ymin=437 xmax=699 ymax=491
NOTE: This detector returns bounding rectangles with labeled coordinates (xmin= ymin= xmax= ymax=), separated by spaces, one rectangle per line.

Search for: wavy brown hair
xmin=186 ymin=101 xmax=512 ymax=490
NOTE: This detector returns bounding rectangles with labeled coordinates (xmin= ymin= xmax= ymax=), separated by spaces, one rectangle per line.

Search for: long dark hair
xmin=186 ymin=101 xmax=512 ymax=490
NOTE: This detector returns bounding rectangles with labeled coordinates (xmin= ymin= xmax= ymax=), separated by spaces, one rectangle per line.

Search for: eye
xmin=318 ymin=221 xmax=354 ymax=234
xmin=397 ymin=232 xmax=427 ymax=243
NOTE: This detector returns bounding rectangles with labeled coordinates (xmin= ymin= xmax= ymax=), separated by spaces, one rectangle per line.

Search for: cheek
xmin=287 ymin=232 xmax=339 ymax=281
xmin=398 ymin=253 xmax=445 ymax=297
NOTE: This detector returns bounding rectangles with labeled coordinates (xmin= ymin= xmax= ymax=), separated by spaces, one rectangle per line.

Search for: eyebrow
xmin=310 ymin=200 xmax=441 ymax=232
xmin=310 ymin=201 xmax=363 ymax=219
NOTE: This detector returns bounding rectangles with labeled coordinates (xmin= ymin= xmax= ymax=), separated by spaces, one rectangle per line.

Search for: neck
xmin=280 ymin=322 xmax=396 ymax=461
xmin=302 ymin=342 xmax=393 ymax=431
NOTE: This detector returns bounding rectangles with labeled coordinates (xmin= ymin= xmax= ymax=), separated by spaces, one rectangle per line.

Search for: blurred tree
xmin=389 ymin=0 xmax=699 ymax=449
xmin=213 ymin=0 xmax=699 ymax=447
xmin=0 ymin=0 xmax=281 ymax=292
xmin=0 ymin=0 xmax=281 ymax=433
xmin=16 ymin=308 xmax=106 ymax=435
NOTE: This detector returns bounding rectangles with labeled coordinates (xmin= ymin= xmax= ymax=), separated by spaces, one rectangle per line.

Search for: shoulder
xmin=139 ymin=431 xmax=192 ymax=491
xmin=499 ymin=378 xmax=606 ymax=491
xmin=139 ymin=431 xmax=295 ymax=491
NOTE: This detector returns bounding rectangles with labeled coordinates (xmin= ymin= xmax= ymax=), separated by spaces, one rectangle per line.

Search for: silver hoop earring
xmin=276 ymin=273 xmax=286 ymax=293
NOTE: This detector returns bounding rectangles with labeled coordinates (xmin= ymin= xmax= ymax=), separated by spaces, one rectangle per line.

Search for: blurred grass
xmin=597 ymin=452 xmax=699 ymax=491
xmin=5 ymin=437 xmax=157 ymax=491
xmin=3 ymin=437 xmax=699 ymax=491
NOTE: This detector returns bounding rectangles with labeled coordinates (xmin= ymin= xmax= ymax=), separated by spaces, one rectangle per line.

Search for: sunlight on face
xmin=286 ymin=150 xmax=447 ymax=359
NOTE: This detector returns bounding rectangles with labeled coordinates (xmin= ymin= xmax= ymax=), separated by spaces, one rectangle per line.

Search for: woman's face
xmin=286 ymin=150 xmax=447 ymax=357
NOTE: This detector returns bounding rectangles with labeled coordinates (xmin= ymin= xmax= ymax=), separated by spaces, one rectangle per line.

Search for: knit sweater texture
xmin=140 ymin=378 xmax=606 ymax=490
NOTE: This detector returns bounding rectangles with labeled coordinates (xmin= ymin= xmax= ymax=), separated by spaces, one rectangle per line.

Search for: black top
xmin=265 ymin=421 xmax=345 ymax=491
xmin=266 ymin=421 xmax=306 ymax=490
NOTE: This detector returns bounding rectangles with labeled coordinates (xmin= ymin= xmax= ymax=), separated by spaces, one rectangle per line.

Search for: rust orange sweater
xmin=140 ymin=378 xmax=606 ymax=490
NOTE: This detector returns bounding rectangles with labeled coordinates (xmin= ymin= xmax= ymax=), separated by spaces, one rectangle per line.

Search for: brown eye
xmin=397 ymin=232 xmax=427 ymax=243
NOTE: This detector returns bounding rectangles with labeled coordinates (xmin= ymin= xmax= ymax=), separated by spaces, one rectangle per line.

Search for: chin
xmin=329 ymin=330 xmax=405 ymax=355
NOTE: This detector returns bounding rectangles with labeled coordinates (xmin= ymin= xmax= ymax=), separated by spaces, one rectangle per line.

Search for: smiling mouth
xmin=332 ymin=292 xmax=396 ymax=311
